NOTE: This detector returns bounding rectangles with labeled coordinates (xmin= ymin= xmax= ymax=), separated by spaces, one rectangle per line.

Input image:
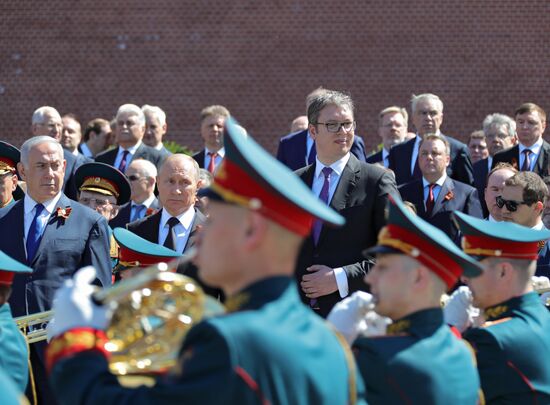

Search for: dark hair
xmin=515 ymin=103 xmax=546 ymax=123
xmin=505 ymin=171 xmax=548 ymax=205
xmin=84 ymin=118 xmax=110 ymax=142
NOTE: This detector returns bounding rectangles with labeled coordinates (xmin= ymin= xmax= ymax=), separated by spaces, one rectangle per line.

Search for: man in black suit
xmin=31 ymin=106 xmax=82 ymax=200
xmin=95 ymin=104 xmax=165 ymax=172
xmin=474 ymin=113 xmax=517 ymax=216
xmin=109 ymin=158 xmax=161 ymax=228
xmin=0 ymin=136 xmax=111 ymax=404
xmin=366 ymin=106 xmax=408 ymax=167
xmin=192 ymin=105 xmax=230 ymax=173
xmin=295 ymin=89 xmax=397 ymax=317
xmin=399 ymin=134 xmax=482 ymax=243
xmin=388 ymin=93 xmax=474 ymax=186
xmin=142 ymin=104 xmax=172 ymax=159
xmin=127 ymin=154 xmax=222 ymax=299
xmin=61 ymin=114 xmax=93 ymax=166
xmin=492 ymin=103 xmax=550 ymax=177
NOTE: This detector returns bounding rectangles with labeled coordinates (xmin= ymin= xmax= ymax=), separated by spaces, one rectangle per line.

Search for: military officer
xmin=446 ymin=212 xmax=550 ymax=403
xmin=329 ymin=195 xmax=483 ymax=404
xmin=0 ymin=141 xmax=24 ymax=208
xmin=45 ymin=118 xmax=366 ymax=404
xmin=112 ymin=227 xmax=180 ymax=280
xmin=0 ymin=250 xmax=33 ymax=393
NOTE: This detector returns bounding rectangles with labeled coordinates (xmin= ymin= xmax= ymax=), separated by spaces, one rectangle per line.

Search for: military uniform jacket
xmin=464 ymin=292 xmax=550 ymax=404
xmin=0 ymin=304 xmax=28 ymax=392
xmin=50 ymin=277 xmax=366 ymax=404
xmin=353 ymin=308 xmax=480 ymax=405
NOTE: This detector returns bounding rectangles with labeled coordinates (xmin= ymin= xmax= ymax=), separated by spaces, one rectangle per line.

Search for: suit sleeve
xmin=451 ymin=145 xmax=474 ymax=186
xmin=465 ymin=188 xmax=483 ymax=218
xmin=84 ymin=216 xmax=113 ymax=287
xmin=351 ymin=136 xmax=367 ymax=162
xmin=49 ymin=322 xmax=234 ymax=405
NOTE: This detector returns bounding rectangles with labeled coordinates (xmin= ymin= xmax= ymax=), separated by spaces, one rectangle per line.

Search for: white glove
xmin=328 ymin=291 xmax=389 ymax=344
xmin=532 ymin=276 xmax=550 ymax=291
xmin=357 ymin=309 xmax=391 ymax=339
xmin=540 ymin=292 xmax=550 ymax=307
xmin=443 ymin=286 xmax=480 ymax=333
xmin=46 ymin=266 xmax=112 ymax=341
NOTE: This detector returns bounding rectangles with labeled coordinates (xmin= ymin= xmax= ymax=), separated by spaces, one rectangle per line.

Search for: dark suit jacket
xmin=62 ymin=149 xmax=79 ymax=201
xmin=365 ymin=150 xmax=383 ymax=165
xmin=473 ymin=158 xmax=490 ymax=217
xmin=398 ymin=177 xmax=483 ymax=243
xmin=491 ymin=141 xmax=550 ymax=177
xmin=109 ymin=198 xmax=161 ymax=229
xmin=126 ymin=208 xmax=223 ymax=300
xmin=192 ymin=149 xmax=206 ymax=169
xmin=295 ymin=154 xmax=397 ymax=317
xmin=537 ymin=239 xmax=550 ymax=278
xmin=276 ymin=129 xmax=368 ymax=171
xmin=95 ymin=143 xmax=165 ymax=170
xmin=0 ymin=194 xmax=111 ymax=317
xmin=388 ymin=134 xmax=474 ymax=186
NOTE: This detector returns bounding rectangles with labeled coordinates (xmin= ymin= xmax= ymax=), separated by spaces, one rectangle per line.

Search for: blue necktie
xmin=26 ymin=203 xmax=45 ymax=263
xmin=131 ymin=204 xmax=146 ymax=222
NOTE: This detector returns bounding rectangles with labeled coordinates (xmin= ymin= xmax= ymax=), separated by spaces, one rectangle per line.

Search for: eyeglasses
xmin=79 ymin=197 xmax=115 ymax=207
xmin=315 ymin=121 xmax=356 ymax=133
xmin=495 ymin=195 xmax=530 ymax=212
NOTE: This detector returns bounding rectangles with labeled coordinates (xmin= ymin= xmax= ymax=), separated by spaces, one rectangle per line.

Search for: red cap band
xmin=462 ymin=235 xmax=540 ymax=259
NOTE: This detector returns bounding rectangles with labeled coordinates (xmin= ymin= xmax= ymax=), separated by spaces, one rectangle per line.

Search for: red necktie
xmin=426 ymin=184 xmax=436 ymax=216
xmin=208 ymin=152 xmax=218 ymax=173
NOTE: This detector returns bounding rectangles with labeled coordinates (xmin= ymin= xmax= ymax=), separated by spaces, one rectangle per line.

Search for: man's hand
xmin=301 ymin=265 xmax=338 ymax=298
xmin=443 ymin=286 xmax=479 ymax=333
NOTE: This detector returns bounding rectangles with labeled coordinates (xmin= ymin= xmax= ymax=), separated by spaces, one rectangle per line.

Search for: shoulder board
xmin=481 ymin=317 xmax=512 ymax=328
xmin=110 ymin=234 xmax=118 ymax=259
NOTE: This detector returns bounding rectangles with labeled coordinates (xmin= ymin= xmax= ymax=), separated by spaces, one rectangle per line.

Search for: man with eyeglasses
xmin=388 ymin=93 xmax=474 ymax=186
xmin=483 ymin=163 xmax=518 ymax=222
xmin=366 ymin=106 xmax=408 ymax=168
xmin=498 ymin=171 xmax=550 ymax=277
xmin=493 ymin=103 xmax=550 ymax=177
xmin=474 ymin=113 xmax=518 ymax=217
xmin=109 ymin=159 xmax=160 ymax=229
xmin=295 ymin=89 xmax=397 ymax=317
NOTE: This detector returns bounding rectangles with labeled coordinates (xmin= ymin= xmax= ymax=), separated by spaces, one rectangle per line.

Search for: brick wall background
xmin=2 ymin=1 xmax=549 ymax=155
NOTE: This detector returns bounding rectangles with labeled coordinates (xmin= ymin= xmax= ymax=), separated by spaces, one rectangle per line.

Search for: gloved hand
xmin=327 ymin=291 xmax=390 ymax=344
xmin=532 ymin=276 xmax=550 ymax=291
xmin=540 ymin=292 xmax=550 ymax=307
xmin=46 ymin=266 xmax=112 ymax=341
xmin=443 ymin=286 xmax=479 ymax=333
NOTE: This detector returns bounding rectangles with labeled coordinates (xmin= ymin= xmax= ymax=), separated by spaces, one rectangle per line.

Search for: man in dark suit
xmin=492 ymin=103 xmax=550 ymax=177
xmin=61 ymin=114 xmax=93 ymax=166
xmin=31 ymin=106 xmax=82 ymax=200
xmin=192 ymin=105 xmax=230 ymax=173
xmin=79 ymin=118 xmax=113 ymax=159
xmin=127 ymin=154 xmax=221 ymax=299
xmin=399 ymin=134 xmax=482 ymax=243
xmin=366 ymin=106 xmax=408 ymax=167
xmin=474 ymin=113 xmax=518 ymax=216
xmin=0 ymin=136 xmax=111 ymax=404
xmin=109 ymin=159 xmax=161 ymax=229
xmin=95 ymin=104 xmax=165 ymax=172
xmin=142 ymin=104 xmax=172 ymax=159
xmin=388 ymin=93 xmax=474 ymax=186
xmin=295 ymin=89 xmax=397 ymax=317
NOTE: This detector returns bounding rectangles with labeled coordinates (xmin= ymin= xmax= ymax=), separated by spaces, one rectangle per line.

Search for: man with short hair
xmin=388 ymin=93 xmax=474 ymax=186
xmin=79 ymin=118 xmax=113 ymax=158
xmin=0 ymin=141 xmax=23 ymax=208
xmin=492 ymin=103 xmax=550 ymax=176
xmin=45 ymin=117 xmax=366 ymax=405
xmin=62 ymin=114 xmax=92 ymax=168
xmin=328 ymin=196 xmax=482 ymax=403
xmin=192 ymin=105 xmax=230 ymax=173
xmin=474 ymin=113 xmax=518 ymax=216
xmin=543 ymin=176 xmax=550 ymax=229
xmin=295 ymin=89 xmax=397 ymax=317
xmin=366 ymin=106 xmax=408 ymax=167
xmin=95 ymin=104 xmax=165 ymax=172
xmin=277 ymin=88 xmax=367 ymax=171
xmin=32 ymin=106 xmax=81 ymax=200
xmin=484 ymin=163 xmax=518 ymax=221
xmin=290 ymin=115 xmax=309 ymax=133
xmin=446 ymin=213 xmax=550 ymax=403
xmin=109 ymin=159 xmax=160 ymax=228
xmin=399 ymin=134 xmax=482 ymax=242
xmin=467 ymin=130 xmax=488 ymax=163
xmin=0 ymin=136 xmax=111 ymax=404
xmin=142 ymin=104 xmax=171 ymax=159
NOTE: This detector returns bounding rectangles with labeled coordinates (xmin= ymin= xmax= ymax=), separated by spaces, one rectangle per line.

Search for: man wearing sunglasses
xmin=499 ymin=171 xmax=550 ymax=277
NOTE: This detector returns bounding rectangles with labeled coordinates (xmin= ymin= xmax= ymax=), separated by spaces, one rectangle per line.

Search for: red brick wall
xmin=2 ymin=1 xmax=549 ymax=155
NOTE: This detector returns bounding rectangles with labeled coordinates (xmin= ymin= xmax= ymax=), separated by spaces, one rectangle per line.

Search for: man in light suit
xmin=127 ymin=154 xmax=222 ymax=300
xmin=0 ymin=136 xmax=111 ymax=404
xmin=95 ymin=104 xmax=165 ymax=172
xmin=366 ymin=106 xmax=408 ymax=167
xmin=492 ymin=103 xmax=550 ymax=177
xmin=295 ymin=89 xmax=397 ymax=317
xmin=192 ymin=105 xmax=230 ymax=173
xmin=388 ymin=93 xmax=474 ymax=186
xmin=142 ymin=104 xmax=172 ymax=159
xmin=399 ymin=134 xmax=483 ymax=243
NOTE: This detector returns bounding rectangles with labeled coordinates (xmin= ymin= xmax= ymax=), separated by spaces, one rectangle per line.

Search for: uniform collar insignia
xmin=224 ymin=292 xmax=251 ymax=313
xmin=484 ymin=305 xmax=508 ymax=321
xmin=386 ymin=319 xmax=411 ymax=335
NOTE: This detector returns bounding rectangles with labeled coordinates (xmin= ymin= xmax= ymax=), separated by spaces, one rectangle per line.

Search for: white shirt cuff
xmin=334 ymin=267 xmax=349 ymax=298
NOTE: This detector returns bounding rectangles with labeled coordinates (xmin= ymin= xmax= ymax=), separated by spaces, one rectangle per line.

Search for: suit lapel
xmin=431 ymin=178 xmax=453 ymax=217
xmin=412 ymin=181 xmax=427 ymax=216
xmin=32 ymin=194 xmax=71 ymax=265
xmin=10 ymin=200 xmax=26 ymax=262
xmin=329 ymin=155 xmax=359 ymax=212
xmin=183 ymin=209 xmax=205 ymax=252
xmin=534 ymin=141 xmax=550 ymax=176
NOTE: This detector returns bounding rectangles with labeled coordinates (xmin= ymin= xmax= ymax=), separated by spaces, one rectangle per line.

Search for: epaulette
xmin=224 ymin=292 xmax=250 ymax=313
xmin=110 ymin=233 xmax=118 ymax=259
xmin=481 ymin=317 xmax=511 ymax=328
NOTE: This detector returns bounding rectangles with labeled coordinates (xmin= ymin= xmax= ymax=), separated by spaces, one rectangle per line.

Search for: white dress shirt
xmin=113 ymin=141 xmax=142 ymax=170
xmin=158 ymin=207 xmax=196 ymax=253
xmin=204 ymin=147 xmax=225 ymax=169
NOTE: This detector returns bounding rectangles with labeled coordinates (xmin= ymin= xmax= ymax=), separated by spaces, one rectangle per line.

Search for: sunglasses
xmin=495 ymin=195 xmax=529 ymax=212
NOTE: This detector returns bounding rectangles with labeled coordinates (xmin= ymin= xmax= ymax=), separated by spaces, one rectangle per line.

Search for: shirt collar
xmin=205 ymin=147 xmax=225 ymax=158
xmin=382 ymin=148 xmax=390 ymax=160
xmin=133 ymin=194 xmax=156 ymax=208
xmin=422 ymin=173 xmax=447 ymax=188
xmin=519 ymin=137 xmax=543 ymax=155
xmin=314 ymin=153 xmax=350 ymax=179
xmin=160 ymin=206 xmax=195 ymax=231
xmin=120 ymin=141 xmax=141 ymax=155
xmin=24 ymin=192 xmax=62 ymax=216
xmin=532 ymin=221 xmax=545 ymax=231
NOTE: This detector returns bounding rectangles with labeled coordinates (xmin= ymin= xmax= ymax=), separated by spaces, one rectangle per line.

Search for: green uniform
xmin=50 ymin=277 xmax=366 ymax=404
xmin=464 ymin=292 xmax=550 ymax=403
xmin=354 ymin=308 xmax=480 ymax=404
xmin=0 ymin=303 xmax=28 ymax=392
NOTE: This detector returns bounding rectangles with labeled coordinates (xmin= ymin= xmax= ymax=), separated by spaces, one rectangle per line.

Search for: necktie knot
xmin=167 ymin=217 xmax=179 ymax=228
xmin=131 ymin=204 xmax=146 ymax=221
xmin=523 ymin=149 xmax=532 ymax=156
xmin=321 ymin=167 xmax=333 ymax=179
xmin=35 ymin=203 xmax=45 ymax=216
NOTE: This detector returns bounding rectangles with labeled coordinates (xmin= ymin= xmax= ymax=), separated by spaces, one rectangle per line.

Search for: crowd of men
xmin=0 ymin=88 xmax=549 ymax=404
